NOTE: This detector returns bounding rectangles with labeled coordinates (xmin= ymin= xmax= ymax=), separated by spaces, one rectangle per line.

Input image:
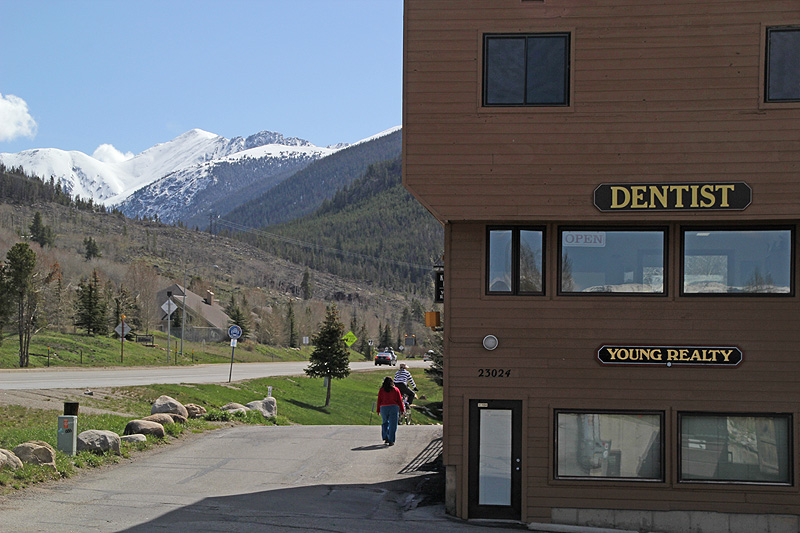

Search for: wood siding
xmin=404 ymin=0 xmax=800 ymax=524
xmin=403 ymin=0 xmax=800 ymax=223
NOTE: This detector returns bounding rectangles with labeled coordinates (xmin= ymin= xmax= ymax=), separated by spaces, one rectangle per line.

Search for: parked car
xmin=374 ymin=350 xmax=397 ymax=366
xmin=423 ymin=350 xmax=435 ymax=362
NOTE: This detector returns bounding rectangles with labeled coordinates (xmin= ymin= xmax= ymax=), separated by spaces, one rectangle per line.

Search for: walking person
xmin=393 ymin=363 xmax=417 ymax=405
xmin=376 ymin=376 xmax=405 ymax=446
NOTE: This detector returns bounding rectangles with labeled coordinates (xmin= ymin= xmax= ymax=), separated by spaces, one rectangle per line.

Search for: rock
xmin=12 ymin=441 xmax=57 ymax=471
xmin=221 ymin=402 xmax=249 ymax=412
xmin=169 ymin=413 xmax=187 ymax=424
xmin=151 ymin=395 xmax=188 ymax=418
xmin=77 ymin=430 xmax=121 ymax=455
xmin=141 ymin=413 xmax=177 ymax=425
xmin=0 ymin=448 xmax=23 ymax=470
xmin=120 ymin=434 xmax=147 ymax=443
xmin=185 ymin=403 xmax=207 ymax=419
xmin=245 ymin=397 xmax=277 ymax=418
xmin=123 ymin=420 xmax=165 ymax=438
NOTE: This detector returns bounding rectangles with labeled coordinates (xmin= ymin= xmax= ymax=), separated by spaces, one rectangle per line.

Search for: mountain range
xmin=0 ymin=127 xmax=401 ymax=227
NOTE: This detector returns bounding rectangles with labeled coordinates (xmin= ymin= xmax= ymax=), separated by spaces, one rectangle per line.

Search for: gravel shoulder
xmin=0 ymin=387 xmax=138 ymax=416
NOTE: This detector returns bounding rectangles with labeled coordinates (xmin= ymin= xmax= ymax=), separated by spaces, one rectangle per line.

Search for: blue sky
xmin=0 ymin=0 xmax=402 ymax=156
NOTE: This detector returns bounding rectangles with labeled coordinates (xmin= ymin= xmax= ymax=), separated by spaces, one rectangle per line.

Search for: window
xmin=555 ymin=411 xmax=663 ymax=481
xmin=766 ymin=27 xmax=800 ymax=102
xmin=487 ymin=227 xmax=545 ymax=294
xmin=483 ymin=33 xmax=570 ymax=106
xmin=559 ymin=229 xmax=666 ymax=294
xmin=682 ymin=228 xmax=793 ymax=295
xmin=680 ymin=414 xmax=792 ymax=484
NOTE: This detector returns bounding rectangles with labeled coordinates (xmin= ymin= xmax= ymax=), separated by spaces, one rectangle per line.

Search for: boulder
xmin=221 ymin=402 xmax=249 ymax=412
xmin=246 ymin=397 xmax=277 ymax=418
xmin=151 ymin=395 xmax=188 ymax=418
xmin=77 ymin=430 xmax=121 ymax=455
xmin=0 ymin=448 xmax=22 ymax=471
xmin=123 ymin=420 xmax=165 ymax=438
xmin=12 ymin=441 xmax=57 ymax=471
xmin=120 ymin=434 xmax=147 ymax=443
xmin=169 ymin=413 xmax=187 ymax=424
xmin=141 ymin=413 xmax=177 ymax=425
xmin=185 ymin=403 xmax=207 ymax=419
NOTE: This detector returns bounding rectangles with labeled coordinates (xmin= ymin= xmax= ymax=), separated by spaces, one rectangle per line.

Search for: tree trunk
xmin=325 ymin=374 xmax=332 ymax=407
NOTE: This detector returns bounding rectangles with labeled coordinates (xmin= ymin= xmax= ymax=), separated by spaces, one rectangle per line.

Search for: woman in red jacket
xmin=376 ymin=376 xmax=405 ymax=445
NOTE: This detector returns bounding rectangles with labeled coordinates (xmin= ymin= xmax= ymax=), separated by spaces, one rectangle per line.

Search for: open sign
xmin=563 ymin=231 xmax=606 ymax=247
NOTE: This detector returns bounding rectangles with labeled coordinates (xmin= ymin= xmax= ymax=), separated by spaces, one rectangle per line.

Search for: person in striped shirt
xmin=393 ymin=363 xmax=417 ymax=405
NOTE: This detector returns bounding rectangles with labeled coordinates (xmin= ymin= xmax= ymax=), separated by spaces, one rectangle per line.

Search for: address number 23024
xmin=478 ymin=368 xmax=511 ymax=378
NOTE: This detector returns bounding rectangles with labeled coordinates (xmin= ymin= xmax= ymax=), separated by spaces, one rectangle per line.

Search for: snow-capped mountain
xmin=0 ymin=128 xmax=338 ymax=207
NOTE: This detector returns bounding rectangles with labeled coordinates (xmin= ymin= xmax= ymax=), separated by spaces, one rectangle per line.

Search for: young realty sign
xmin=597 ymin=345 xmax=743 ymax=367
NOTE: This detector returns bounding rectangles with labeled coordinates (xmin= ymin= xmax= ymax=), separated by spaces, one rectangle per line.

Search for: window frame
xmin=482 ymin=32 xmax=571 ymax=107
xmin=554 ymin=409 xmax=666 ymax=482
xmin=557 ymin=226 xmax=669 ymax=296
xmin=678 ymin=412 xmax=793 ymax=486
xmin=765 ymin=26 xmax=800 ymax=104
xmin=680 ymin=225 xmax=795 ymax=297
xmin=486 ymin=226 xmax=546 ymax=296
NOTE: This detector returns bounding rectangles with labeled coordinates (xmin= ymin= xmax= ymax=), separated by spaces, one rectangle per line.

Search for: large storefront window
xmin=682 ymin=228 xmax=793 ymax=295
xmin=556 ymin=411 xmax=663 ymax=481
xmin=560 ymin=229 xmax=665 ymax=294
xmin=487 ymin=227 xmax=544 ymax=294
xmin=680 ymin=414 xmax=792 ymax=484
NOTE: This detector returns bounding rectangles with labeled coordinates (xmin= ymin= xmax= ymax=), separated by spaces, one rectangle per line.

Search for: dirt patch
xmin=0 ymin=388 xmax=138 ymax=417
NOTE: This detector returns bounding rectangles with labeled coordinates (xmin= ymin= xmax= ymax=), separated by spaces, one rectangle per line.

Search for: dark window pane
xmin=527 ymin=35 xmax=568 ymax=105
xmin=681 ymin=415 xmax=791 ymax=484
xmin=556 ymin=412 xmax=663 ymax=480
xmin=767 ymin=29 xmax=800 ymax=102
xmin=488 ymin=229 xmax=513 ymax=292
xmin=561 ymin=230 xmax=665 ymax=293
xmin=683 ymin=229 xmax=792 ymax=294
xmin=486 ymin=38 xmax=526 ymax=105
xmin=519 ymin=230 xmax=543 ymax=292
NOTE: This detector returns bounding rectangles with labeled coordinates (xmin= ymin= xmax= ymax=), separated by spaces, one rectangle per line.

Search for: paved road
xmin=0 ymin=360 xmax=431 ymax=390
xmin=0 ymin=425 xmax=514 ymax=532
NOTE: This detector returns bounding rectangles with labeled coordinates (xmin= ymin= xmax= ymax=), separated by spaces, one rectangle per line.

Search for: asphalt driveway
xmin=0 ymin=424 xmax=519 ymax=532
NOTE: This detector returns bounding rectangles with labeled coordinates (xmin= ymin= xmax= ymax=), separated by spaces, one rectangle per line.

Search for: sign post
xmin=114 ymin=315 xmax=131 ymax=363
xmin=162 ymin=296 xmax=178 ymax=364
xmin=228 ymin=325 xmax=242 ymax=382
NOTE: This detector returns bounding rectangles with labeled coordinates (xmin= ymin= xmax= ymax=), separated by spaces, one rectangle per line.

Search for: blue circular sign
xmin=228 ymin=325 xmax=242 ymax=339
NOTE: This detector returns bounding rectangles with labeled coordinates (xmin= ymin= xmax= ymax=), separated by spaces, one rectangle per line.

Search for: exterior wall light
xmin=482 ymin=335 xmax=499 ymax=351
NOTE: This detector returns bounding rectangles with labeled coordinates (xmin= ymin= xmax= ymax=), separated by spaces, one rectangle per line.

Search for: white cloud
xmin=0 ymin=93 xmax=38 ymax=142
xmin=93 ymin=143 xmax=134 ymax=164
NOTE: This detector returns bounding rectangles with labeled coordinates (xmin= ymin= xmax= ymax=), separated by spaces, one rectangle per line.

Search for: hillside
xmin=224 ymin=128 xmax=402 ymax=228
xmin=230 ymin=156 xmax=444 ymax=294
xmin=0 ymin=162 xmax=431 ymax=350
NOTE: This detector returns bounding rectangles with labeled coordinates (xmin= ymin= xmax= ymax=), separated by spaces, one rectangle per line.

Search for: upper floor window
xmin=487 ymin=227 xmax=545 ymax=294
xmin=560 ymin=228 xmax=666 ymax=294
xmin=483 ymin=33 xmax=570 ymax=106
xmin=682 ymin=228 xmax=793 ymax=295
xmin=766 ymin=27 xmax=800 ymax=103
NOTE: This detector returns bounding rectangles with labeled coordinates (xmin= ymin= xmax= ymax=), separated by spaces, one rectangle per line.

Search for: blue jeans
xmin=380 ymin=405 xmax=400 ymax=443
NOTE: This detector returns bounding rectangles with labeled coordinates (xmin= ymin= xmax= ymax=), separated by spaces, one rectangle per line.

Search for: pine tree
xmin=74 ymin=270 xmax=107 ymax=335
xmin=83 ymin=236 xmax=101 ymax=260
xmin=225 ymin=295 xmax=250 ymax=339
xmin=286 ymin=302 xmax=298 ymax=348
xmin=2 ymin=243 xmax=38 ymax=366
xmin=424 ymin=331 xmax=444 ymax=386
xmin=301 ymin=268 xmax=313 ymax=300
xmin=305 ymin=305 xmax=351 ymax=407
xmin=29 ymin=212 xmax=55 ymax=247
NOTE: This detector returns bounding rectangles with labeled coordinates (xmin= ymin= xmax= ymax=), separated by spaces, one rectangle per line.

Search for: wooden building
xmin=402 ymin=1 xmax=800 ymax=530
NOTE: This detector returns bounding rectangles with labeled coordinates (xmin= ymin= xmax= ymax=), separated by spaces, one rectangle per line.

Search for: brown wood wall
xmin=403 ymin=0 xmax=800 ymax=523
xmin=403 ymin=0 xmax=800 ymax=223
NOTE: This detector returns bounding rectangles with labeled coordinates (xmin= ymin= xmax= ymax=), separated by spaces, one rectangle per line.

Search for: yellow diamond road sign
xmin=342 ymin=331 xmax=357 ymax=347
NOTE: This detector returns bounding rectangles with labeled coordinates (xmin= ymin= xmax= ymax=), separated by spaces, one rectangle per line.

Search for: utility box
xmin=57 ymin=415 xmax=77 ymax=456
